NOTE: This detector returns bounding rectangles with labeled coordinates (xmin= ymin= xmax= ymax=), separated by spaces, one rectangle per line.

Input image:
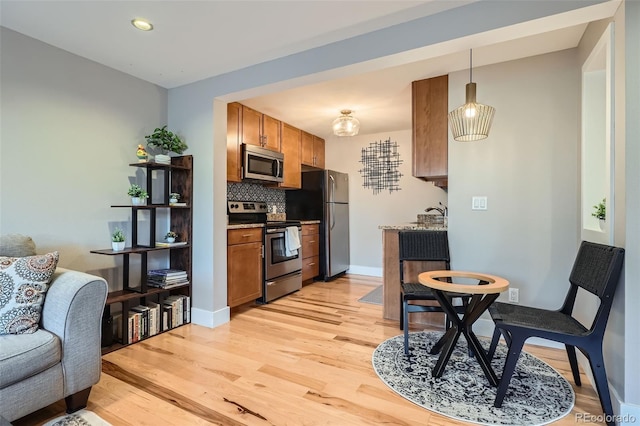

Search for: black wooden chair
xmin=487 ymin=241 xmax=625 ymax=425
xmin=399 ymin=230 xmax=467 ymax=356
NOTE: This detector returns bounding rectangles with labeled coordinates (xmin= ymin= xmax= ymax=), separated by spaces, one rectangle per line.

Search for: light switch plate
xmin=472 ymin=196 xmax=488 ymax=210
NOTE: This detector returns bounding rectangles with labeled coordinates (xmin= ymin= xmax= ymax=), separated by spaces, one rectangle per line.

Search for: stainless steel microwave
xmin=242 ymin=144 xmax=284 ymax=183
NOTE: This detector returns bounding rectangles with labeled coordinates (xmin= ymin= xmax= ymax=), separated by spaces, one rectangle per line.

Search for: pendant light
xmin=448 ymin=50 xmax=495 ymax=141
xmin=332 ymin=110 xmax=360 ymax=137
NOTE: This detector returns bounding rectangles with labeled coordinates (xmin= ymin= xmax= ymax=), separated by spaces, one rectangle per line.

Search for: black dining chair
xmin=487 ymin=240 xmax=625 ymax=425
xmin=399 ymin=230 xmax=467 ymax=356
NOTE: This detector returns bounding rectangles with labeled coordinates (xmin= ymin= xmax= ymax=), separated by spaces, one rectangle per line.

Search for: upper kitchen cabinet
xmin=412 ymin=75 xmax=448 ymax=188
xmin=301 ymin=131 xmax=325 ymax=169
xmin=280 ymin=122 xmax=302 ymax=189
xmin=242 ymin=105 xmax=281 ymax=152
xmin=227 ymin=102 xmax=242 ymax=182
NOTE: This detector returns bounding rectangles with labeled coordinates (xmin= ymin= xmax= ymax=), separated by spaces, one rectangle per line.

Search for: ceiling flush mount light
xmin=131 ymin=18 xmax=153 ymax=31
xmin=448 ymin=49 xmax=495 ymax=141
xmin=332 ymin=109 xmax=360 ymax=137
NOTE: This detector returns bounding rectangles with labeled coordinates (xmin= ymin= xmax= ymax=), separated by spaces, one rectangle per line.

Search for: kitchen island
xmin=379 ymin=224 xmax=447 ymax=328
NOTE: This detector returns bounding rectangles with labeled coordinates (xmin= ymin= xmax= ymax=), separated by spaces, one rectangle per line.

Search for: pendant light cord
xmin=469 ymin=49 xmax=473 ymax=83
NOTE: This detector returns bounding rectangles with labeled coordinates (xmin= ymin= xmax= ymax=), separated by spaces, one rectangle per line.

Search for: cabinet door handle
xmin=308 ymin=262 xmax=315 ymax=266
xmin=261 ymin=245 xmax=264 ymax=258
xmin=242 ymin=234 xmax=253 ymax=238
xmin=309 ymin=240 xmax=315 ymax=243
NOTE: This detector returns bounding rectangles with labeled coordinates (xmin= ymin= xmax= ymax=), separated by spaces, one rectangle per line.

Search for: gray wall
xmin=448 ymin=49 xmax=580 ymax=322
xmin=0 ymin=27 xmax=168 ymax=290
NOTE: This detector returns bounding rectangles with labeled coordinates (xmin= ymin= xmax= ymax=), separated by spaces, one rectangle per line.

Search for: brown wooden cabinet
xmin=227 ymin=102 xmax=242 ymax=182
xmin=227 ymin=227 xmax=263 ymax=307
xmin=301 ymin=224 xmax=320 ymax=282
xmin=301 ymin=131 xmax=325 ymax=168
xmin=241 ymin=105 xmax=280 ymax=151
xmin=280 ymin=122 xmax=301 ymax=189
xmin=412 ymin=75 xmax=448 ymax=188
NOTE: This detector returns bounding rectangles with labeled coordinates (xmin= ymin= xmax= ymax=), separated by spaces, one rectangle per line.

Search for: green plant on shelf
xmin=592 ymin=198 xmax=606 ymax=220
xmin=112 ymin=228 xmax=125 ymax=242
xmin=145 ymin=125 xmax=188 ymax=154
xmin=127 ymin=184 xmax=149 ymax=199
xmin=165 ymin=231 xmax=178 ymax=240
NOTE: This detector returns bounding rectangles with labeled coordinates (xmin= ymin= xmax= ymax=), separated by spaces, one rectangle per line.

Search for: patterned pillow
xmin=0 ymin=252 xmax=59 ymax=334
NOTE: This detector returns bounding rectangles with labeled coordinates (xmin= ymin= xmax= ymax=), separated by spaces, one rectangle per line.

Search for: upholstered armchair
xmin=0 ymin=235 xmax=108 ymax=422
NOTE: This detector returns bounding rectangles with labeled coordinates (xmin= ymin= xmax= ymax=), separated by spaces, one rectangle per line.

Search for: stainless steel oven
xmin=261 ymin=223 xmax=302 ymax=303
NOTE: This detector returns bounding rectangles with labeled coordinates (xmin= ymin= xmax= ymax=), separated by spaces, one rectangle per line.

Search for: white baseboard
xmin=191 ymin=306 xmax=229 ymax=328
xmin=347 ymin=265 xmax=382 ymax=277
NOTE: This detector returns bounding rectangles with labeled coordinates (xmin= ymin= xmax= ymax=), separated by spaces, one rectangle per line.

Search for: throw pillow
xmin=0 ymin=251 xmax=59 ymax=334
xmin=0 ymin=234 xmax=37 ymax=257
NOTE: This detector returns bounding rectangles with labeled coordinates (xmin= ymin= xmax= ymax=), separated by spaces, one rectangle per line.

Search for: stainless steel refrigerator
xmin=286 ymin=169 xmax=350 ymax=280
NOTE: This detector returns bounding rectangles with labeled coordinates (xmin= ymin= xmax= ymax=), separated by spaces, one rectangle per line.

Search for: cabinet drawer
xmin=302 ymin=255 xmax=320 ymax=281
xmin=301 ymin=235 xmax=319 ymax=258
xmin=302 ymin=224 xmax=319 ymax=236
xmin=228 ymin=228 xmax=263 ymax=245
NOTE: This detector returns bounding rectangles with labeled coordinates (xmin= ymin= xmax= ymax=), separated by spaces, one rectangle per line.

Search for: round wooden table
xmin=418 ymin=270 xmax=509 ymax=386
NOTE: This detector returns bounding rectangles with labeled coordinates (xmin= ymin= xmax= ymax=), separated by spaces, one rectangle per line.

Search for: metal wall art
xmin=358 ymin=138 xmax=403 ymax=195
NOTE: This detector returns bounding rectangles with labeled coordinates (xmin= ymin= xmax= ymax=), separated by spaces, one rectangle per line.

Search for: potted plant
xmin=169 ymin=192 xmax=180 ymax=204
xmin=592 ymin=198 xmax=606 ymax=229
xmin=165 ymin=231 xmax=178 ymax=243
xmin=112 ymin=228 xmax=125 ymax=251
xmin=145 ymin=125 xmax=188 ymax=164
xmin=127 ymin=184 xmax=149 ymax=205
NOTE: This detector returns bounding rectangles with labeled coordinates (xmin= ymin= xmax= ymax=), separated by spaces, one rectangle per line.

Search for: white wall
xmin=0 ymin=28 xmax=168 ymax=290
xmin=325 ymin=129 xmax=447 ymax=276
xmin=449 ymin=49 xmax=580 ymax=311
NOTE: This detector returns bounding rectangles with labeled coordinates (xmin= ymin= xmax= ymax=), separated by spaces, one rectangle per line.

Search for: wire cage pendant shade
xmin=332 ymin=109 xmax=360 ymax=137
xmin=448 ymin=50 xmax=495 ymax=141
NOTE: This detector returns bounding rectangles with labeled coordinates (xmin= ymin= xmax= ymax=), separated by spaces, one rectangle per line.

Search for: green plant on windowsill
xmin=592 ymin=198 xmax=606 ymax=220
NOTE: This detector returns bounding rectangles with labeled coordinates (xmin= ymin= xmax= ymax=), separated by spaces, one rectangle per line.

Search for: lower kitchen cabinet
xmin=301 ymin=223 xmax=320 ymax=282
xmin=227 ymin=227 xmax=263 ymax=307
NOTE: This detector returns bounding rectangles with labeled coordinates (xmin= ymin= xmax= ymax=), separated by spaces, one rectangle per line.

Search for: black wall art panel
xmin=358 ymin=138 xmax=403 ymax=195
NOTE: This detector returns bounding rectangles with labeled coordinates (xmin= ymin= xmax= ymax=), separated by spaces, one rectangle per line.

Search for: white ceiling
xmin=0 ymin=1 xmax=620 ymax=139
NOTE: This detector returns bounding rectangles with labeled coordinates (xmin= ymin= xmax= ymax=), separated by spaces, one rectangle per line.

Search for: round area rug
xmin=372 ymin=331 xmax=574 ymax=426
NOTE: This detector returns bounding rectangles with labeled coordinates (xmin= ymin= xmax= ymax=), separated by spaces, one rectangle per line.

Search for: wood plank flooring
xmin=14 ymin=274 xmax=606 ymax=425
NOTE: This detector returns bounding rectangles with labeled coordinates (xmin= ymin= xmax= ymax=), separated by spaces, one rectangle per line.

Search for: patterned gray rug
xmin=358 ymin=285 xmax=383 ymax=305
xmin=372 ymin=331 xmax=574 ymax=426
xmin=42 ymin=410 xmax=111 ymax=426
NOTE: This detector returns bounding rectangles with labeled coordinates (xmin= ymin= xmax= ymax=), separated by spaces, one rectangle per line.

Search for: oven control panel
xmin=227 ymin=201 xmax=268 ymax=213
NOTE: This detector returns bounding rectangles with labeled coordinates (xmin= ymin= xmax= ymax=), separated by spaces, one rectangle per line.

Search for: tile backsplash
xmin=227 ymin=182 xmax=286 ymax=213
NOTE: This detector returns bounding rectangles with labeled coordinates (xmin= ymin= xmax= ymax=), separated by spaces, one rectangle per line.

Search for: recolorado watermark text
xmin=575 ymin=413 xmax=637 ymax=423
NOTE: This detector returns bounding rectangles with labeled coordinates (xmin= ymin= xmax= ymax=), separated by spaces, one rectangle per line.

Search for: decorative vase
xmin=169 ymin=197 xmax=178 ymax=204
xmin=112 ymin=241 xmax=125 ymax=251
xmin=599 ymin=218 xmax=605 ymax=230
xmin=131 ymin=197 xmax=142 ymax=205
xmin=166 ymin=237 xmax=176 ymax=243
xmin=155 ymin=154 xmax=171 ymax=165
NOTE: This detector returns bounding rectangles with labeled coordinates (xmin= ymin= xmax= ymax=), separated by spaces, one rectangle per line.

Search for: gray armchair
xmin=0 ymin=268 xmax=108 ymax=422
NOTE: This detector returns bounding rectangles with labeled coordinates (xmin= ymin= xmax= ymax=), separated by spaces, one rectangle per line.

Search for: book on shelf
xmin=169 ymin=202 xmax=187 ymax=207
xmin=155 ymin=241 xmax=188 ymax=247
xmin=147 ymin=279 xmax=190 ymax=289
xmin=130 ymin=305 xmax=150 ymax=339
xmin=148 ymin=268 xmax=187 ymax=277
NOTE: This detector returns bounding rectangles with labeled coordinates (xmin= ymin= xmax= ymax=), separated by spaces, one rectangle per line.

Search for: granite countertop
xmin=227 ymin=223 xmax=265 ymax=230
xmin=300 ymin=220 xmax=321 ymax=225
xmin=378 ymin=223 xmax=447 ymax=231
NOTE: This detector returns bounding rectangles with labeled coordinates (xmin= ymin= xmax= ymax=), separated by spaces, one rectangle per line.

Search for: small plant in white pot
xmin=592 ymin=198 xmax=606 ymax=229
xmin=127 ymin=184 xmax=149 ymax=205
xmin=145 ymin=125 xmax=188 ymax=164
xmin=112 ymin=228 xmax=125 ymax=251
xmin=165 ymin=231 xmax=178 ymax=243
xmin=169 ymin=192 xmax=180 ymax=204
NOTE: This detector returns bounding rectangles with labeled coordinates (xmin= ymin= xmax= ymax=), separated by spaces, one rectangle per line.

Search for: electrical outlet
xmin=508 ymin=288 xmax=519 ymax=303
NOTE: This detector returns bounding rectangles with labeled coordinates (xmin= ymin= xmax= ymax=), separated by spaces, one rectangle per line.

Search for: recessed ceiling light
xmin=131 ymin=18 xmax=153 ymax=31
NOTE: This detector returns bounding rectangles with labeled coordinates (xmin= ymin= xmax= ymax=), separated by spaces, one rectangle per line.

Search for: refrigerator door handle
xmin=331 ymin=202 xmax=336 ymax=230
xmin=329 ymin=174 xmax=335 ymax=203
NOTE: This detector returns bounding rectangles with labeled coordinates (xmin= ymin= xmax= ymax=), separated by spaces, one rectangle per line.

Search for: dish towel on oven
xmin=285 ymin=226 xmax=301 ymax=256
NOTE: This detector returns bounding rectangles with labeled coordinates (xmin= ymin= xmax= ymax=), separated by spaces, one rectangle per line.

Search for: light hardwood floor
xmin=15 ymin=275 xmax=606 ymax=425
